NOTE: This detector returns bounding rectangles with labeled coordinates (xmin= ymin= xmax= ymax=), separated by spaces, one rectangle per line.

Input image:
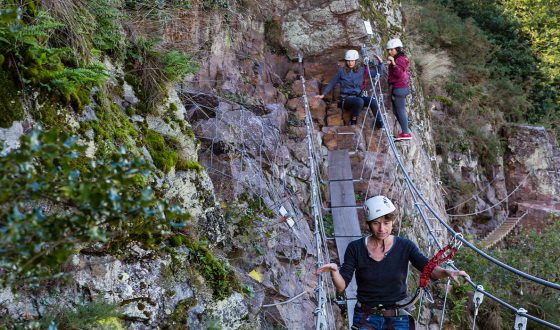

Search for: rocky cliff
xmin=1 ymin=0 xmax=558 ymax=329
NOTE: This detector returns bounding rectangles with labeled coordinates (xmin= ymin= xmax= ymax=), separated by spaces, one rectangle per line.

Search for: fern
xmin=0 ymin=8 xmax=108 ymax=111
xmin=163 ymin=50 xmax=198 ymax=82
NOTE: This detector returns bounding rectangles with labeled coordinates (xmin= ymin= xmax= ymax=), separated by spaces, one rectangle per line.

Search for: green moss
xmin=164 ymin=234 xmax=239 ymax=300
xmin=162 ymin=297 xmax=198 ymax=328
xmin=0 ymin=70 xmax=24 ymax=128
xmin=264 ymin=17 xmax=287 ymax=55
xmin=34 ymin=102 xmax=61 ymax=129
xmin=433 ymin=95 xmax=453 ymax=107
xmin=40 ymin=301 xmax=123 ymax=329
xmin=80 ymin=97 xmax=140 ymax=156
xmin=238 ymin=192 xmax=274 ymax=218
xmin=176 ymin=159 xmax=203 ymax=173
xmin=126 ymin=106 xmax=136 ymax=117
xmin=183 ymin=239 xmax=239 ymax=300
xmin=169 ymin=234 xmax=188 ymax=247
xmin=144 ymin=130 xmax=179 ymax=173
xmin=71 ymin=88 xmax=92 ymax=112
xmin=169 ymin=103 xmax=178 ymax=112
xmin=359 ymin=0 xmax=402 ymax=46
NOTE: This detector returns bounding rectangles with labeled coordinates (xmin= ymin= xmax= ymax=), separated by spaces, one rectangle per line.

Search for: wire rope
xmin=359 ymin=42 xmax=560 ymax=329
xmin=448 ymin=172 xmax=531 ymax=217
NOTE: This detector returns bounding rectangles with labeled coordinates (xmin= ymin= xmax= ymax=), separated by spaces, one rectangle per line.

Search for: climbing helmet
xmin=363 ymin=196 xmax=396 ymax=222
xmin=386 ymin=38 xmax=403 ymax=49
xmin=344 ymin=49 xmax=360 ymax=61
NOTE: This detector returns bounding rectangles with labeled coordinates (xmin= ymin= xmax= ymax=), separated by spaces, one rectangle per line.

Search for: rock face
xmin=503 ymin=124 xmax=560 ymax=228
xmin=2 ymin=0 xmax=559 ymax=329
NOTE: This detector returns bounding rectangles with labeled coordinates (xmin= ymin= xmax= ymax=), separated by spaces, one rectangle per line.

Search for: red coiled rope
xmin=420 ymin=244 xmax=457 ymax=287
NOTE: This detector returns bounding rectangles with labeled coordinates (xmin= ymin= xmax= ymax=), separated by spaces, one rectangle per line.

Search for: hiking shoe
xmin=349 ymin=117 xmax=358 ymax=126
xmin=394 ymin=133 xmax=412 ymax=141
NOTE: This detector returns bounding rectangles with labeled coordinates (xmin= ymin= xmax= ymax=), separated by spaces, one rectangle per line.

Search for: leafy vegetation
xmin=424 ymin=0 xmax=560 ymax=132
xmin=0 ymin=67 xmax=23 ymax=128
xmin=0 ymin=7 xmax=107 ymax=113
xmin=407 ymin=1 xmax=505 ymax=175
xmin=0 ymin=300 xmax=124 ymax=329
xmin=0 ymin=129 xmax=189 ymax=287
xmin=125 ymin=37 xmax=198 ymax=113
xmin=40 ymin=301 xmax=124 ymax=330
xmin=86 ymin=0 xmax=127 ymax=59
xmin=451 ymin=219 xmax=560 ymax=329
xmin=168 ymin=234 xmax=239 ymax=300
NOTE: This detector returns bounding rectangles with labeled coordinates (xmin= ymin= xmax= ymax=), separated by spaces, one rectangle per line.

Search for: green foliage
xmin=176 ymin=159 xmax=203 ymax=173
xmin=86 ymin=0 xmax=127 ymax=59
xmin=125 ymin=0 xmax=193 ymax=10
xmin=0 ymin=129 xmax=190 ymax=287
xmin=0 ymin=8 xmax=107 ymax=112
xmin=238 ymin=192 xmax=274 ymax=219
xmin=407 ymin=1 xmax=509 ymax=177
xmin=143 ymin=129 xmax=179 ymax=173
xmin=162 ymin=297 xmax=198 ymax=328
xmin=427 ymin=0 xmax=560 ymax=133
xmin=201 ymin=0 xmax=229 ymax=10
xmin=125 ymin=37 xmax=198 ymax=112
xmin=40 ymin=301 xmax=123 ymax=330
xmin=170 ymin=235 xmax=239 ymax=300
xmin=0 ymin=68 xmax=23 ymax=128
xmin=82 ymin=97 xmax=140 ymax=155
xmin=163 ymin=50 xmax=199 ymax=82
xmin=453 ymin=220 xmax=560 ymax=328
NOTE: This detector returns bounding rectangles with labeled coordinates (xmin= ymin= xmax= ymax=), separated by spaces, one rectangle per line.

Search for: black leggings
xmin=342 ymin=96 xmax=383 ymax=125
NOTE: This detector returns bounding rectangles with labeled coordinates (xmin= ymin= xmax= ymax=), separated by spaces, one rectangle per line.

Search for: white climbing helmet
xmin=363 ymin=195 xmax=396 ymax=221
xmin=344 ymin=49 xmax=360 ymax=61
xmin=386 ymin=38 xmax=403 ymax=49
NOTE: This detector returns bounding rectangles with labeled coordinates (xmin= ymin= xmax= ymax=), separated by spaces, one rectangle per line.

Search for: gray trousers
xmin=391 ymin=87 xmax=409 ymax=134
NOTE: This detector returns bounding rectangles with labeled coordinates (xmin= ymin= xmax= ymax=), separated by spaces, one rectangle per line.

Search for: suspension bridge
xmin=183 ymin=23 xmax=560 ymax=330
xmin=296 ymin=39 xmax=560 ymax=330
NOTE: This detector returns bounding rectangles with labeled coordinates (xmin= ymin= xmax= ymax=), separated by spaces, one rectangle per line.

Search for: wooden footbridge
xmin=327 ymin=149 xmax=361 ymax=326
xmin=480 ymin=213 xmax=527 ymax=248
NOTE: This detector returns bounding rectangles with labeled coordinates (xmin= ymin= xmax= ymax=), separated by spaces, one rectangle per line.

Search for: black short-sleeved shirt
xmin=339 ymin=236 xmax=428 ymax=306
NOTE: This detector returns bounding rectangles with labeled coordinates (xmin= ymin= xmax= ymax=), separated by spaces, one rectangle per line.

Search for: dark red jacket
xmin=388 ymin=54 xmax=409 ymax=88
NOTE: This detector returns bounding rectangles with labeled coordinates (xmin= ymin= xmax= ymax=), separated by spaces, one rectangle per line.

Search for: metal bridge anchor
xmin=515 ymin=308 xmax=528 ymax=330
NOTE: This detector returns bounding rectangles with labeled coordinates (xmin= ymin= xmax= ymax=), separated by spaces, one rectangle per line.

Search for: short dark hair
xmin=368 ymin=212 xmax=396 ymax=223
xmin=385 ymin=212 xmax=396 ymax=222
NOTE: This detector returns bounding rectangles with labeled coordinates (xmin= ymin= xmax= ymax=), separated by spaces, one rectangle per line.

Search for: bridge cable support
xmin=471 ymin=285 xmax=485 ymax=330
xmin=438 ymin=259 xmax=455 ymax=330
xmin=515 ymin=308 xmax=528 ymax=330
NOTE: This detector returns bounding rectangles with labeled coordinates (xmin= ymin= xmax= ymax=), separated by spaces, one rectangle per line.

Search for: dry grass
xmin=39 ymin=0 xmax=93 ymax=61
xmin=414 ymin=50 xmax=454 ymax=95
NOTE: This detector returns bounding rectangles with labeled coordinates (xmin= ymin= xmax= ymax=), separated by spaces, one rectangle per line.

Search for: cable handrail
xmin=299 ymin=53 xmax=334 ymax=330
xmin=360 ymin=49 xmax=560 ymax=290
xmin=448 ymin=171 xmax=531 ymax=217
xmin=361 ymin=50 xmax=560 ymax=329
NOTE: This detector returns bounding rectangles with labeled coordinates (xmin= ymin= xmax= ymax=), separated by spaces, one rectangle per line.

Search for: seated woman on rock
xmin=316 ymin=49 xmax=384 ymax=126
xmin=317 ymin=195 xmax=469 ymax=330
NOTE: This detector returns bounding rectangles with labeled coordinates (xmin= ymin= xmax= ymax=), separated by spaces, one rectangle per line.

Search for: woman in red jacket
xmin=386 ymin=38 xmax=412 ymax=141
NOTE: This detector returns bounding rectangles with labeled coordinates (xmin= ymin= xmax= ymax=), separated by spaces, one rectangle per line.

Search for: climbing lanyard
xmin=420 ymin=239 xmax=461 ymax=287
xmin=394 ymin=236 xmax=462 ymax=310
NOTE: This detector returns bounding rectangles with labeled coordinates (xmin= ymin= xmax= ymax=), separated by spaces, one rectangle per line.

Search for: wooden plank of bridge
xmin=328 ymin=149 xmax=362 ymax=328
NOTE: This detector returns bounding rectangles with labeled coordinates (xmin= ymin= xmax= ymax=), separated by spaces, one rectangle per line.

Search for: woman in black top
xmin=317 ymin=195 xmax=469 ymax=330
